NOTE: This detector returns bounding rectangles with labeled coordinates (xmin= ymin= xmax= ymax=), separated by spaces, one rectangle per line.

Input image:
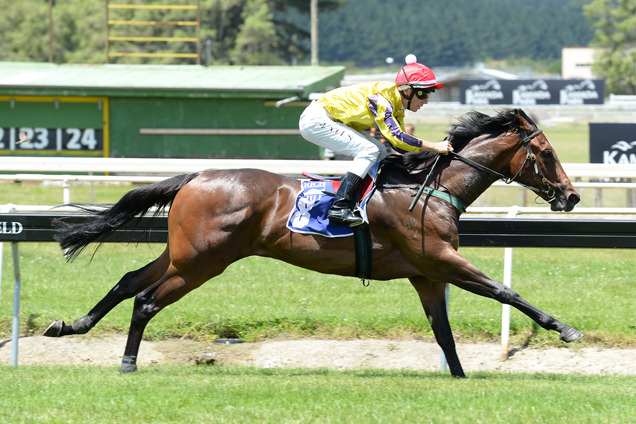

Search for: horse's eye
xmin=541 ymin=149 xmax=553 ymax=159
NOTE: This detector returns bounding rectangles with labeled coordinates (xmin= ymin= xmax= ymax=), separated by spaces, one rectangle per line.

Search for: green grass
xmin=0 ymin=366 xmax=635 ymax=424
xmin=0 ymin=182 xmax=136 ymax=206
xmin=2 ymin=242 xmax=635 ymax=347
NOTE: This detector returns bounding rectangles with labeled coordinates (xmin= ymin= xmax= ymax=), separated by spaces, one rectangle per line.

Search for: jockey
xmin=299 ymin=54 xmax=453 ymax=227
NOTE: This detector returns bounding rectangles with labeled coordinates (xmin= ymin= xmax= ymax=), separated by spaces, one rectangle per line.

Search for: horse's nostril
xmin=569 ymin=193 xmax=581 ymax=205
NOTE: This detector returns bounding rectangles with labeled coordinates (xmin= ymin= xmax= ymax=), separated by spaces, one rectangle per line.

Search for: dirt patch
xmin=2 ymin=335 xmax=636 ymax=375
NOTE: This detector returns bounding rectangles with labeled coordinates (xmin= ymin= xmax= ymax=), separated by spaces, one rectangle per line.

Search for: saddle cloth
xmin=286 ymin=164 xmax=378 ymax=238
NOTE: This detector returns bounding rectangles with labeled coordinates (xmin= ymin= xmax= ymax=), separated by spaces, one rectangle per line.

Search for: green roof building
xmin=0 ymin=62 xmax=345 ymax=159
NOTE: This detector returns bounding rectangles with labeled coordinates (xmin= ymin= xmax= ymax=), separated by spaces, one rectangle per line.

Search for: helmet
xmin=395 ymin=54 xmax=444 ymax=92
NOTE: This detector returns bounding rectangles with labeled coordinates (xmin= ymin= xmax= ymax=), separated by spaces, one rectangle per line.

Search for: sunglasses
xmin=414 ymin=89 xmax=434 ymax=100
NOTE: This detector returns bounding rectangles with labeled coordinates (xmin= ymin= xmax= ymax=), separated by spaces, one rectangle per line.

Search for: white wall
xmin=562 ymin=47 xmax=596 ymax=79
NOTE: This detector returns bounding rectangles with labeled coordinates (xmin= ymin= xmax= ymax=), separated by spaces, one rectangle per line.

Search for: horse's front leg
xmin=409 ymin=276 xmax=466 ymax=378
xmin=44 ymin=247 xmax=171 ymax=338
xmin=433 ymin=247 xmax=583 ymax=343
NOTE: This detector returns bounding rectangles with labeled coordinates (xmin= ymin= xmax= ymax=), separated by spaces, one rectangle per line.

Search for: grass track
xmin=2 ymin=242 xmax=635 ymax=346
xmin=1 ymin=366 xmax=635 ymax=424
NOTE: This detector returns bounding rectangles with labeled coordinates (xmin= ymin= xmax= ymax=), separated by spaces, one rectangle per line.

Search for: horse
xmin=44 ymin=108 xmax=583 ymax=378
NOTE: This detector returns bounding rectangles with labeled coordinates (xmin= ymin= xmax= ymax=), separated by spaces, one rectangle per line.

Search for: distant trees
xmin=316 ymin=0 xmax=595 ymax=68
xmin=585 ymin=0 xmax=636 ymax=94
xmin=0 ymin=0 xmax=594 ymax=68
xmin=0 ymin=0 xmax=345 ymax=65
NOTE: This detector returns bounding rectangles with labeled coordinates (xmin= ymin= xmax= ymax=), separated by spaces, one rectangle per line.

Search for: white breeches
xmin=299 ymin=101 xmax=388 ymax=178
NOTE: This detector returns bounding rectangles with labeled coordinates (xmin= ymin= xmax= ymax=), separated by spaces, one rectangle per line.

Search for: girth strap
xmin=421 ymin=187 xmax=468 ymax=213
xmin=382 ymin=184 xmax=468 ymax=213
xmin=354 ymin=226 xmax=372 ymax=281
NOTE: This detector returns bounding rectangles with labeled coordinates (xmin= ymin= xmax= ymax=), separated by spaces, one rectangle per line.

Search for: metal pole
xmin=48 ymin=0 xmax=53 ymax=63
xmin=11 ymin=242 xmax=21 ymax=367
xmin=106 ymin=0 xmax=110 ymax=64
xmin=0 ymin=242 xmax=3 ymax=302
xmin=205 ymin=39 xmax=212 ymax=67
xmin=501 ymin=207 xmax=518 ymax=360
xmin=310 ymin=0 xmax=318 ymax=66
xmin=196 ymin=0 xmax=201 ymax=65
xmin=440 ymin=283 xmax=450 ymax=372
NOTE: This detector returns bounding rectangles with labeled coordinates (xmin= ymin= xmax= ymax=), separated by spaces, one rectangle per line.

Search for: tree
xmin=230 ymin=0 xmax=280 ymax=64
xmin=585 ymin=0 xmax=636 ymax=94
xmin=0 ymin=0 xmax=50 ymax=62
xmin=0 ymin=0 xmax=347 ymax=66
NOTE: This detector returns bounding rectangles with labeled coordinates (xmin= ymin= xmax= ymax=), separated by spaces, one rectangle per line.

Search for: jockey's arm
xmin=419 ymin=139 xmax=453 ymax=155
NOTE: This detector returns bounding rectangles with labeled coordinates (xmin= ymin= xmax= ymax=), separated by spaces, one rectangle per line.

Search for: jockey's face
xmin=401 ymin=88 xmax=428 ymax=111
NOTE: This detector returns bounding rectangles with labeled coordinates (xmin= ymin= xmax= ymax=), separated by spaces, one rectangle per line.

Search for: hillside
xmin=313 ymin=0 xmax=594 ymax=67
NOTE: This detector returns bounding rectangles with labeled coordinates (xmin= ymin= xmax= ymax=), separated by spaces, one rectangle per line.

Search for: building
xmin=562 ymin=47 xmax=596 ymax=79
xmin=0 ymin=62 xmax=345 ymax=159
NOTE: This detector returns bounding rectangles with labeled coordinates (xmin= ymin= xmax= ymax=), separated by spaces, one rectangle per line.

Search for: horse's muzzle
xmin=550 ymin=190 xmax=580 ymax=212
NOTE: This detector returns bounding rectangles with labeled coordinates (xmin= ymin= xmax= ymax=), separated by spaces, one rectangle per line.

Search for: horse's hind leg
xmin=409 ymin=276 xmax=466 ymax=378
xmin=44 ymin=247 xmax=171 ymax=338
xmin=119 ymin=265 xmax=215 ymax=373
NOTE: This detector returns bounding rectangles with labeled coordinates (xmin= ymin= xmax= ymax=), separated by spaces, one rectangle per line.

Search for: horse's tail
xmin=54 ymin=172 xmax=200 ymax=262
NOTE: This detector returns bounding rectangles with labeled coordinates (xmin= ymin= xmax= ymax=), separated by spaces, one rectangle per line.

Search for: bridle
xmin=389 ymin=125 xmax=557 ymax=213
xmin=449 ymin=127 xmax=557 ymax=201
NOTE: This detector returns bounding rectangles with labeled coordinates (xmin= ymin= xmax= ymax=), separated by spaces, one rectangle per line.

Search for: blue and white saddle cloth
xmin=286 ymin=164 xmax=378 ymax=238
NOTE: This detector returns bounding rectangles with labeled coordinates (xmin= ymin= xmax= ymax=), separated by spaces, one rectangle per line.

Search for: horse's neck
xmin=438 ymin=137 xmax=516 ymax=208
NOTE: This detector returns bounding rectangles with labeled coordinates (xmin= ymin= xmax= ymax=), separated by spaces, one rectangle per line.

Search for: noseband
xmin=449 ymin=127 xmax=556 ymax=201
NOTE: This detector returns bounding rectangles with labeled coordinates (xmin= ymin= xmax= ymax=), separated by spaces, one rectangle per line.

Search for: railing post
xmin=0 ymin=205 xmax=14 ymax=306
xmin=595 ymin=187 xmax=603 ymax=207
xmin=63 ymin=178 xmax=71 ymax=204
xmin=501 ymin=206 xmax=519 ymax=360
xmin=11 ymin=242 xmax=21 ymax=366
xmin=440 ymin=283 xmax=450 ymax=372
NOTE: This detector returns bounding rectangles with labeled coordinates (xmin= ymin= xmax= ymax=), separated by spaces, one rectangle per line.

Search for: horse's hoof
xmin=120 ymin=363 xmax=138 ymax=373
xmin=43 ymin=320 xmax=65 ymax=337
xmin=120 ymin=355 xmax=138 ymax=373
xmin=560 ymin=326 xmax=584 ymax=343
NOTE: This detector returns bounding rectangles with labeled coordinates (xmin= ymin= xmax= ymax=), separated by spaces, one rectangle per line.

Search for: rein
xmin=382 ymin=154 xmax=468 ymax=213
xmin=449 ymin=128 xmax=556 ymax=201
xmin=380 ymin=126 xmax=555 ymax=214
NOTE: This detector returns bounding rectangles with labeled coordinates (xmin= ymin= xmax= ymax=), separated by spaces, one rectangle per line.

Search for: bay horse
xmin=44 ymin=108 xmax=583 ymax=377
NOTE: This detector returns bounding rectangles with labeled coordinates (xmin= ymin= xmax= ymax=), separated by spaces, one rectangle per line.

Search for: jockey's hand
xmin=434 ymin=140 xmax=454 ymax=155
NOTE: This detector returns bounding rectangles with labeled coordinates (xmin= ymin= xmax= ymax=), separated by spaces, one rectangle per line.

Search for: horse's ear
xmin=515 ymin=108 xmax=537 ymax=129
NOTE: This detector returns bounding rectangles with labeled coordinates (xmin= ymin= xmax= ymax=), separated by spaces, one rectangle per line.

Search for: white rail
xmin=2 ymin=158 xmax=635 ymax=207
xmin=1 ymin=157 xmax=636 ymax=179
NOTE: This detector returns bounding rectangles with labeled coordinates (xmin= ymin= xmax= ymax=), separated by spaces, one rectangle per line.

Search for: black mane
xmin=400 ymin=108 xmax=535 ymax=169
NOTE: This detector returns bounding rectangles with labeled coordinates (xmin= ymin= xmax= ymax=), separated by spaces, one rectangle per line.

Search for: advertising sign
xmin=589 ymin=123 xmax=636 ymax=164
xmin=461 ymin=79 xmax=605 ymax=106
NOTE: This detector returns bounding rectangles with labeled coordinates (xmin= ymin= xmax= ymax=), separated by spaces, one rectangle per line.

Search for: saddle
xmin=287 ymin=169 xmax=377 ymax=281
xmin=300 ymin=172 xmax=375 ymax=203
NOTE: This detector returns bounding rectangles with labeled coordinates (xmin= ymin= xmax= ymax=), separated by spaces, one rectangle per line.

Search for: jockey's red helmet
xmin=395 ymin=54 xmax=444 ymax=92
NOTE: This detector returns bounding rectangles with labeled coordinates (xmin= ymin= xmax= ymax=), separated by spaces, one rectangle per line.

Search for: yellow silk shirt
xmin=316 ymin=81 xmax=422 ymax=153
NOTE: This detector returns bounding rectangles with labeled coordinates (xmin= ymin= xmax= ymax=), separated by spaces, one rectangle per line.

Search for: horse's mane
xmin=400 ymin=108 xmax=536 ymax=169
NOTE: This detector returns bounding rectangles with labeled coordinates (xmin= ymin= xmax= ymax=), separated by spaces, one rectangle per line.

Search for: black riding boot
xmin=328 ymin=172 xmax=365 ymax=227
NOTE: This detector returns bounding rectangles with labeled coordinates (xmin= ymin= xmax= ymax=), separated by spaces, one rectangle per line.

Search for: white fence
xmin=2 ymin=156 xmax=636 ymax=178
xmin=1 ymin=157 xmax=635 ymax=206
